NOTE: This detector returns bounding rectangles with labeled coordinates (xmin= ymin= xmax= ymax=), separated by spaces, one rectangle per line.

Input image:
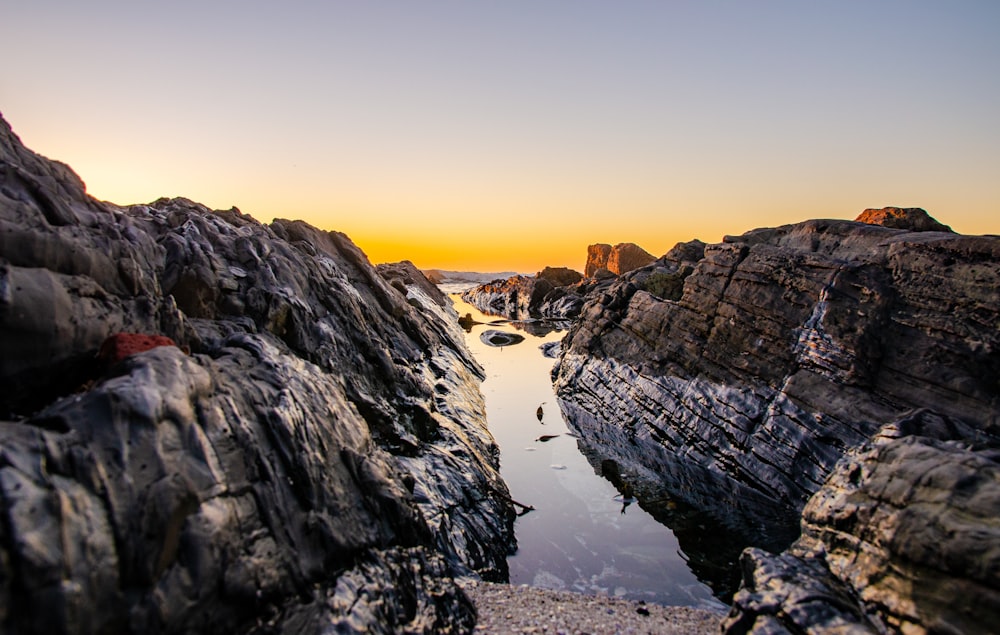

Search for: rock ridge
xmin=552 ymin=213 xmax=1000 ymax=629
xmin=0 ymin=112 xmax=514 ymax=633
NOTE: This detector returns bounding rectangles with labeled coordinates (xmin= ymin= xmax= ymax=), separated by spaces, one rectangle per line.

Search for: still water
xmin=450 ymin=295 xmax=726 ymax=611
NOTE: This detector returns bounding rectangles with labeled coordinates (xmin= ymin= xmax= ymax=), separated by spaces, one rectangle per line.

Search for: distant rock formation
xmin=460 ymin=243 xmax=655 ymax=322
xmin=855 ymin=206 xmax=954 ymax=232
xmin=460 ymin=267 xmax=592 ymax=321
xmin=584 ymin=242 xmax=655 ymax=277
xmin=0 ymin=112 xmax=514 ymax=633
xmin=554 ymin=216 xmax=1000 ymax=629
xmin=421 ymin=269 xmax=518 ymax=291
xmin=536 ymin=266 xmax=583 ymax=287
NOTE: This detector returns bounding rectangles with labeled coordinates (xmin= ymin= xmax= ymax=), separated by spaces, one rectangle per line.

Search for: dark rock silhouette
xmin=0 ymin=112 xmax=515 ymax=634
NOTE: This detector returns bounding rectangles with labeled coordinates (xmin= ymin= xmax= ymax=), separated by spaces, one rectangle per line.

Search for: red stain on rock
xmin=98 ymin=333 xmax=177 ymax=364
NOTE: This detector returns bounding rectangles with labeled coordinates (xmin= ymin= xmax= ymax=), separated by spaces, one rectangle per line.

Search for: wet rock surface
xmin=553 ymin=216 xmax=1000 ymax=629
xmin=725 ymin=411 xmax=1000 ymax=634
xmin=0 ymin=113 xmax=515 ymax=633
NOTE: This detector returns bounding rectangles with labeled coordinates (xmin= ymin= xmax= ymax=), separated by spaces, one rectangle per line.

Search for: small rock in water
xmin=480 ymin=329 xmax=525 ymax=347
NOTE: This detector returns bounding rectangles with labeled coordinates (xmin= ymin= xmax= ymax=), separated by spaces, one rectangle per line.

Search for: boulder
xmin=0 ymin=112 xmax=515 ymax=634
xmin=585 ymin=242 xmax=655 ymax=277
xmin=536 ymin=266 xmax=583 ymax=287
xmin=724 ymin=410 xmax=1000 ymax=634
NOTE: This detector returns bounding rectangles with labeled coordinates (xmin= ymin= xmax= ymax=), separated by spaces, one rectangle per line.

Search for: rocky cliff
xmin=0 ymin=113 xmax=515 ymax=634
xmin=553 ymin=213 xmax=1000 ymax=630
xmin=584 ymin=242 xmax=655 ymax=277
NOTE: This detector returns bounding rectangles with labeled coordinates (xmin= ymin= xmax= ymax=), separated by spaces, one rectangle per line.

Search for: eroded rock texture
xmin=0 ymin=113 xmax=514 ymax=634
xmin=553 ymin=216 xmax=1000 ymax=621
xmin=584 ymin=242 xmax=656 ymax=277
xmin=725 ymin=411 xmax=1000 ymax=634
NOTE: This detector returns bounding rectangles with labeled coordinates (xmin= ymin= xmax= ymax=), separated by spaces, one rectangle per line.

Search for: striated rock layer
xmin=0 ymin=113 xmax=515 ymax=634
xmin=553 ymin=215 xmax=1000 ymax=627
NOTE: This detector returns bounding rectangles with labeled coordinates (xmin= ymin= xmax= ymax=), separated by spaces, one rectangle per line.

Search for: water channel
xmin=449 ymin=295 xmax=727 ymax=611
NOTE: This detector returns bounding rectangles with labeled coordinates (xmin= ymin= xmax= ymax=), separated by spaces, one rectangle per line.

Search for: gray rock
xmin=0 ymin=112 xmax=514 ymax=633
xmin=725 ymin=411 xmax=1000 ymax=634
xmin=555 ymin=219 xmax=1000 ymax=514
xmin=553 ymin=218 xmax=1000 ymax=622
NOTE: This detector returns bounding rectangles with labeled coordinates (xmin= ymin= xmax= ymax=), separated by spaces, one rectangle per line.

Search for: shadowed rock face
xmin=0 ymin=113 xmax=515 ymax=634
xmin=553 ymin=217 xmax=1000 ymax=629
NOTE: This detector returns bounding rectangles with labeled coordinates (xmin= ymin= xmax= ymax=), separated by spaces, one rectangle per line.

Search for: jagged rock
xmin=584 ymin=242 xmax=656 ymax=277
xmin=536 ymin=266 xmax=583 ymax=287
xmin=855 ymin=206 xmax=953 ymax=232
xmin=0 ymin=112 xmax=515 ymax=634
xmin=724 ymin=410 xmax=1000 ymax=634
xmin=553 ymin=218 xmax=1000 ymax=605
xmin=585 ymin=244 xmax=614 ymax=277
xmin=460 ymin=272 xmax=593 ymax=322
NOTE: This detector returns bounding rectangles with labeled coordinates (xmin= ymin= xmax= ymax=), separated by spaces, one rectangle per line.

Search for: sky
xmin=2 ymin=1 xmax=998 ymax=272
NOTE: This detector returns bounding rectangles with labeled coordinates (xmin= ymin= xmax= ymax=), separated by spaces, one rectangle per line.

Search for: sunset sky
xmin=3 ymin=2 xmax=998 ymax=273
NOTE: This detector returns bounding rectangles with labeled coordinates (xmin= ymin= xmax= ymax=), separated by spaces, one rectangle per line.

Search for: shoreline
xmin=461 ymin=580 xmax=724 ymax=634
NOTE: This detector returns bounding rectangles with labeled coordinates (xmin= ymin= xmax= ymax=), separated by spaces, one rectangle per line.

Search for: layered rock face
xmin=725 ymin=410 xmax=1000 ymax=633
xmin=553 ymin=216 xmax=1000 ymax=624
xmin=584 ymin=242 xmax=655 ymax=277
xmin=0 ymin=114 xmax=514 ymax=633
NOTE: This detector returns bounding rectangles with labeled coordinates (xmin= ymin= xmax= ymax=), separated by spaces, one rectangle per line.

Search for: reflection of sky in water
xmin=451 ymin=296 xmax=726 ymax=610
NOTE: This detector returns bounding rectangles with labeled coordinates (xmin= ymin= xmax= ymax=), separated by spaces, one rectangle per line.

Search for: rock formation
xmin=855 ymin=206 xmax=954 ymax=232
xmin=584 ymin=242 xmax=656 ymax=277
xmin=459 ymin=268 xmax=592 ymax=321
xmin=553 ymin=214 xmax=1000 ymax=627
xmin=0 ymin=112 xmax=515 ymax=634
xmin=724 ymin=410 xmax=1000 ymax=634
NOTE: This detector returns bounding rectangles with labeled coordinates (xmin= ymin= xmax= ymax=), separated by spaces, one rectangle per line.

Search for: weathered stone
xmin=536 ymin=266 xmax=583 ymax=287
xmin=584 ymin=242 xmax=656 ymax=277
xmin=855 ymin=206 xmax=953 ymax=232
xmin=554 ymin=217 xmax=1000 ymax=621
xmin=725 ymin=411 xmax=1000 ymax=634
xmin=0 ymin=112 xmax=514 ymax=634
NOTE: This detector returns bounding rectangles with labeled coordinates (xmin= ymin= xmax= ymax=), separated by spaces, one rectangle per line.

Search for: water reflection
xmin=450 ymin=294 xmax=727 ymax=610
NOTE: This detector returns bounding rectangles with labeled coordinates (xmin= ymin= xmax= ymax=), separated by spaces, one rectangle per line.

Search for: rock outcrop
xmin=724 ymin=410 xmax=1000 ymax=634
xmin=459 ymin=267 xmax=592 ymax=322
xmin=584 ymin=242 xmax=656 ymax=277
xmin=855 ymin=206 xmax=954 ymax=232
xmin=553 ymin=215 xmax=1000 ymax=622
xmin=0 ymin=113 xmax=515 ymax=633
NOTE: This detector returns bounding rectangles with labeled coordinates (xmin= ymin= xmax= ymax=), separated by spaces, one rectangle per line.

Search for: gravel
xmin=460 ymin=580 xmax=724 ymax=634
